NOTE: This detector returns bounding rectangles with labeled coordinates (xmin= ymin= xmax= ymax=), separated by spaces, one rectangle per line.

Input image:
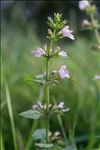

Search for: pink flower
xmin=79 ymin=0 xmax=89 ymax=10
xmin=58 ymin=51 xmax=67 ymax=57
xmin=32 ymin=48 xmax=45 ymax=57
xmin=59 ymin=26 xmax=75 ymax=40
xmin=81 ymin=19 xmax=90 ymax=27
xmin=94 ymin=75 xmax=100 ymax=80
xmin=58 ymin=65 xmax=70 ymax=79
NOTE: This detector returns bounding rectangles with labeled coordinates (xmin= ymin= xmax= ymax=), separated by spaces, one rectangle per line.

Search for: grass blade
xmin=5 ymin=83 xmax=18 ymax=150
xmin=1 ymin=132 xmax=5 ymax=150
xmin=1 ymin=100 xmax=6 ymax=110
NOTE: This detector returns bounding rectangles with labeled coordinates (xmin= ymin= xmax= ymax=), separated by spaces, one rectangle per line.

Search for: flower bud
xmin=81 ymin=19 xmax=90 ymax=27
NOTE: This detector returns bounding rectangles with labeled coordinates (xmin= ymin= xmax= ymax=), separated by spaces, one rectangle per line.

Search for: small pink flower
xmin=79 ymin=0 xmax=89 ymax=10
xmin=59 ymin=26 xmax=75 ymax=40
xmin=81 ymin=19 xmax=90 ymax=27
xmin=58 ymin=51 xmax=67 ymax=57
xmin=58 ymin=65 xmax=70 ymax=79
xmin=94 ymin=75 xmax=100 ymax=80
xmin=32 ymin=48 xmax=45 ymax=57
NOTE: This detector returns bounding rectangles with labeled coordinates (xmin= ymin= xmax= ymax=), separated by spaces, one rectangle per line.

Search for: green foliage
xmin=33 ymin=129 xmax=46 ymax=141
xmin=63 ymin=145 xmax=77 ymax=150
xmin=20 ymin=110 xmax=42 ymax=120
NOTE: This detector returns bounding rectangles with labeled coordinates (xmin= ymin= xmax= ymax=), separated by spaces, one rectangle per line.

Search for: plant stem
xmin=45 ymin=58 xmax=49 ymax=145
xmin=45 ymin=40 xmax=53 ymax=148
xmin=90 ymin=14 xmax=100 ymax=44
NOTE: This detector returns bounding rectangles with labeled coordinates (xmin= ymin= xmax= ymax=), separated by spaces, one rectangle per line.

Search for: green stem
xmin=45 ymin=58 xmax=49 ymax=145
xmin=90 ymin=14 xmax=100 ymax=44
xmin=45 ymin=40 xmax=53 ymax=148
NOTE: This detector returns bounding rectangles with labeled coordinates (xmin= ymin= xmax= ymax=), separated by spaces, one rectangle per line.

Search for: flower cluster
xmin=32 ymin=101 xmax=70 ymax=115
xmin=32 ymin=48 xmax=68 ymax=58
xmin=78 ymin=0 xmax=98 ymax=30
xmin=32 ymin=17 xmax=74 ymax=58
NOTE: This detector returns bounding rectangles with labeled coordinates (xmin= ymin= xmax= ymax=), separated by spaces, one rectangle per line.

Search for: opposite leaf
xmin=20 ymin=109 xmax=41 ymax=119
xmin=33 ymin=128 xmax=46 ymax=141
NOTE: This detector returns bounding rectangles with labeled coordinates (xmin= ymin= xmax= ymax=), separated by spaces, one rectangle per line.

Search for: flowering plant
xmin=79 ymin=0 xmax=100 ymax=50
xmin=79 ymin=0 xmax=100 ymax=81
xmin=20 ymin=13 xmax=75 ymax=149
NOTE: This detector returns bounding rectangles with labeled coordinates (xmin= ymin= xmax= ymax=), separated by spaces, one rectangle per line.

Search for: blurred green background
xmin=1 ymin=1 xmax=100 ymax=150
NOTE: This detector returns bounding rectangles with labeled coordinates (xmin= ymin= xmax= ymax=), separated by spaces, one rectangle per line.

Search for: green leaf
xmin=33 ymin=129 xmax=46 ymax=141
xmin=35 ymin=73 xmax=45 ymax=79
xmin=35 ymin=143 xmax=53 ymax=148
xmin=20 ymin=110 xmax=41 ymax=119
xmin=1 ymin=100 xmax=6 ymax=110
xmin=23 ymin=74 xmax=44 ymax=84
xmin=63 ymin=145 xmax=77 ymax=150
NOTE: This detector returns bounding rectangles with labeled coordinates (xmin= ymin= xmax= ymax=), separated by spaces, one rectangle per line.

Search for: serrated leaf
xmin=33 ymin=129 xmax=46 ymax=141
xmin=20 ymin=110 xmax=41 ymax=119
xmin=35 ymin=143 xmax=53 ymax=148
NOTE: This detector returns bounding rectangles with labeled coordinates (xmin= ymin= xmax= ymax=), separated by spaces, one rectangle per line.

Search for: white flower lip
xmin=79 ymin=0 xmax=89 ymax=10
xmin=58 ymin=101 xmax=70 ymax=112
xmin=58 ymin=102 xmax=64 ymax=109
xmin=59 ymin=26 xmax=75 ymax=40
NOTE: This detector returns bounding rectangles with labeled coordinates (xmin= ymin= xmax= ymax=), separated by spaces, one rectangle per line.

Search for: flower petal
xmin=32 ymin=48 xmax=45 ymax=57
xmin=59 ymin=26 xmax=75 ymax=40
xmin=79 ymin=0 xmax=89 ymax=10
xmin=58 ymin=51 xmax=67 ymax=57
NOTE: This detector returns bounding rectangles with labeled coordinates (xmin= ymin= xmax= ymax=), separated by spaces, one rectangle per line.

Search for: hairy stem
xmin=90 ymin=14 xmax=100 ymax=44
